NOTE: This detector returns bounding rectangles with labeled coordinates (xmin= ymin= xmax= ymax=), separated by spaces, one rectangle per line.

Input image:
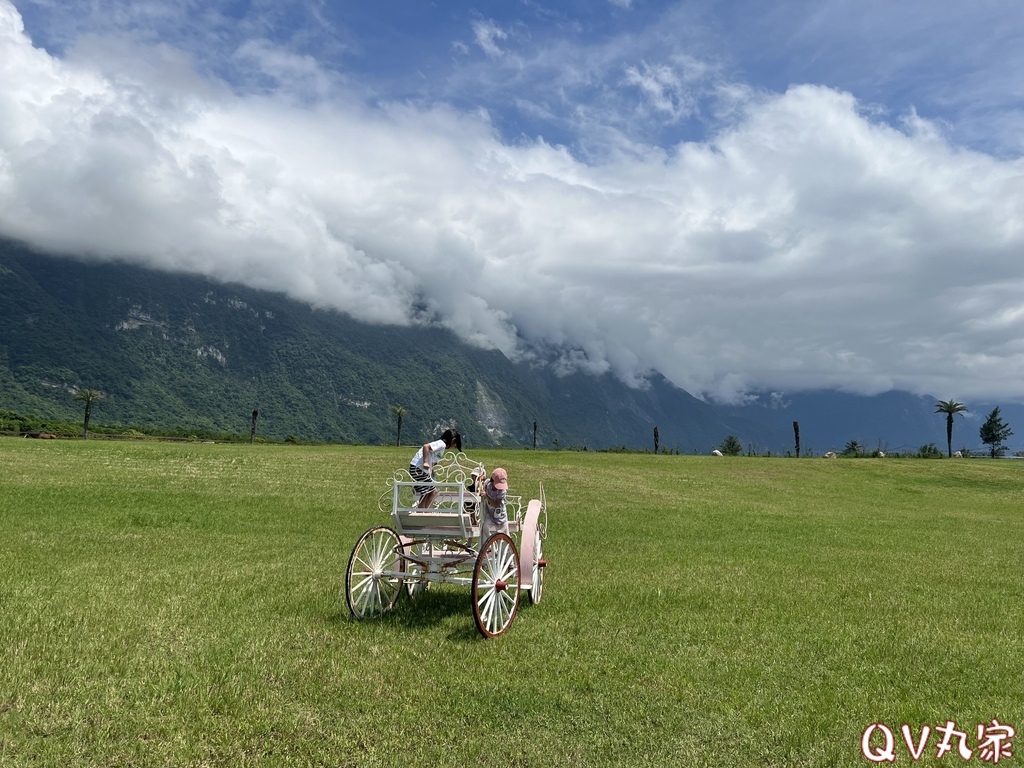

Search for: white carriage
xmin=345 ymin=451 xmax=548 ymax=638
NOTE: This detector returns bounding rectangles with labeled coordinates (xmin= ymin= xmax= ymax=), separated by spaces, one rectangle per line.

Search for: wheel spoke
xmin=497 ymin=590 xmax=513 ymax=619
xmin=486 ymin=591 xmax=502 ymax=632
xmin=498 ymin=545 xmax=515 ymax=574
xmin=364 ymin=581 xmax=377 ymax=614
xmin=479 ymin=592 xmax=492 ymax=626
xmin=371 ymin=534 xmax=388 ymax=567
xmin=483 ymin=601 xmax=493 ymax=633
xmin=477 ymin=586 xmax=495 ymax=615
xmin=487 ymin=594 xmax=501 ymax=633
xmin=351 ymin=581 xmax=370 ymax=612
xmin=356 ymin=578 xmax=375 ymax=614
xmin=485 ymin=544 xmax=509 ymax=581
xmin=490 ymin=592 xmax=511 ymax=633
xmin=350 ymin=572 xmax=373 ymax=595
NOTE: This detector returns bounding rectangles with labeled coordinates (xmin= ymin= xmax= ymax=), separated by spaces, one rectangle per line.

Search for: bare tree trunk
xmin=793 ymin=421 xmax=800 ymax=458
xmin=653 ymin=426 xmax=659 ymax=454
xmin=250 ymin=409 xmax=259 ymax=444
xmin=533 ymin=420 xmax=537 ymax=449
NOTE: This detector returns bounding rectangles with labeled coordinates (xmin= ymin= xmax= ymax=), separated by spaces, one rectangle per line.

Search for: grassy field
xmin=1 ymin=439 xmax=1021 ymax=767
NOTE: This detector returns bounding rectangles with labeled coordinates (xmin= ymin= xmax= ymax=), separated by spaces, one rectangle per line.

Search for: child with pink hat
xmin=480 ymin=467 xmax=509 ymax=547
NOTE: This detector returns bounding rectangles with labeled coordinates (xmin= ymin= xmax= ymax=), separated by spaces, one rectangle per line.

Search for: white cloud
xmin=3 ymin=1 xmax=1024 ymax=404
xmin=441 ymin=9 xmax=729 ymax=160
xmin=624 ymin=60 xmax=695 ymax=121
xmin=471 ymin=19 xmax=508 ymax=58
xmin=233 ymin=39 xmax=338 ymax=98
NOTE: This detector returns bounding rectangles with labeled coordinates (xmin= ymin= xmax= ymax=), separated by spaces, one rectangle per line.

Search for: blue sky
xmin=16 ymin=0 xmax=1020 ymax=155
xmin=2 ymin=0 xmax=1024 ymax=403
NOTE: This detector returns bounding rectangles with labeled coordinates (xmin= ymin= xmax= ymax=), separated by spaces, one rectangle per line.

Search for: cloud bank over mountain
xmin=2 ymin=0 xmax=1024 ymax=403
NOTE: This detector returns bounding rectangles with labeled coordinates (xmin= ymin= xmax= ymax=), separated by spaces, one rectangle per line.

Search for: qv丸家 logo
xmin=861 ymin=720 xmax=1015 ymax=763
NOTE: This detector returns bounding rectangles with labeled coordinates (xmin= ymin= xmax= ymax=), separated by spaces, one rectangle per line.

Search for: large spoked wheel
xmin=472 ymin=533 xmax=521 ymax=638
xmin=346 ymin=526 xmax=403 ymax=619
xmin=528 ymin=527 xmax=545 ymax=605
xmin=404 ymin=541 xmax=430 ymax=599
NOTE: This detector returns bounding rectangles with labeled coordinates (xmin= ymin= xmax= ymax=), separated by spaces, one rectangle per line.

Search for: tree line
xmin=935 ymin=399 xmax=1014 ymax=459
xmin=698 ymin=399 xmax=1015 ymax=458
xmin=824 ymin=400 xmax=1014 ymax=459
xmin=4 ymin=389 xmax=1018 ymax=458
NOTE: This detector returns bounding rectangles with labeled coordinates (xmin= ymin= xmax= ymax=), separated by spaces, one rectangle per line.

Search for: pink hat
xmin=491 ymin=468 xmax=508 ymax=490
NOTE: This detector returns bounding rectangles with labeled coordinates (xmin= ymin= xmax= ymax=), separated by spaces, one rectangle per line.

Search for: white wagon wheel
xmin=527 ymin=526 xmax=546 ymax=605
xmin=345 ymin=526 xmax=403 ymax=619
xmin=472 ymin=533 xmax=521 ymax=638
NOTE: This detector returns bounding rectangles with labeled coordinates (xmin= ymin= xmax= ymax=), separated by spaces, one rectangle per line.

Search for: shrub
xmin=720 ymin=435 xmax=743 ymax=456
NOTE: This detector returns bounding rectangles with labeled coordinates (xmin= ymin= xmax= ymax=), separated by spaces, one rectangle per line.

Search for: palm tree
xmin=389 ymin=406 xmax=406 ymax=447
xmin=935 ymin=399 xmax=968 ymax=458
xmin=73 ymin=388 xmax=105 ymax=439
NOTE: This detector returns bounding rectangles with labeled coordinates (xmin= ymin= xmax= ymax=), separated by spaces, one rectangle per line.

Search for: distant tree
xmin=250 ymin=408 xmax=259 ymax=444
xmin=653 ymin=426 xmax=659 ymax=454
xmin=72 ymin=388 xmax=105 ymax=439
xmin=843 ymin=440 xmax=863 ymax=457
xmin=979 ymin=407 xmax=1013 ymax=458
xmin=389 ymin=406 xmax=406 ymax=447
xmin=720 ymin=435 xmax=742 ymax=456
xmin=916 ymin=442 xmax=943 ymax=459
xmin=934 ymin=399 xmax=968 ymax=458
xmin=793 ymin=421 xmax=800 ymax=458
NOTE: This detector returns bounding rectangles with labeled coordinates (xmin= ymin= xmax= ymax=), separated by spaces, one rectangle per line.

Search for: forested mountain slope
xmin=0 ymin=240 xmax=756 ymax=448
xmin=4 ymin=239 xmax=1020 ymax=453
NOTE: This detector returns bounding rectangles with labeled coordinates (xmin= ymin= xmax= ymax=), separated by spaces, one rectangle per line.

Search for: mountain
xmin=0 ymin=239 xmax=739 ymax=449
xmin=2 ymin=238 xmax=1022 ymax=454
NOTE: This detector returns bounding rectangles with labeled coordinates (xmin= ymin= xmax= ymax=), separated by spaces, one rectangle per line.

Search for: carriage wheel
xmin=472 ymin=534 xmax=520 ymax=638
xmin=527 ymin=527 xmax=545 ymax=606
xmin=346 ymin=526 xmax=403 ymax=619
xmin=404 ymin=542 xmax=430 ymax=599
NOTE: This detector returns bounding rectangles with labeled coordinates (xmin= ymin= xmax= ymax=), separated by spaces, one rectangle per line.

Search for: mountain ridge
xmin=2 ymin=238 xmax=1021 ymax=454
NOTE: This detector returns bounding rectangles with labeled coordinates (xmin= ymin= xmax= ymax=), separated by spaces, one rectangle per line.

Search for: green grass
xmin=1 ymin=440 xmax=1022 ymax=767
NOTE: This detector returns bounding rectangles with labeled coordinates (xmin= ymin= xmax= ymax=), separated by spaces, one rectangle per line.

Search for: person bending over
xmin=409 ymin=429 xmax=460 ymax=509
